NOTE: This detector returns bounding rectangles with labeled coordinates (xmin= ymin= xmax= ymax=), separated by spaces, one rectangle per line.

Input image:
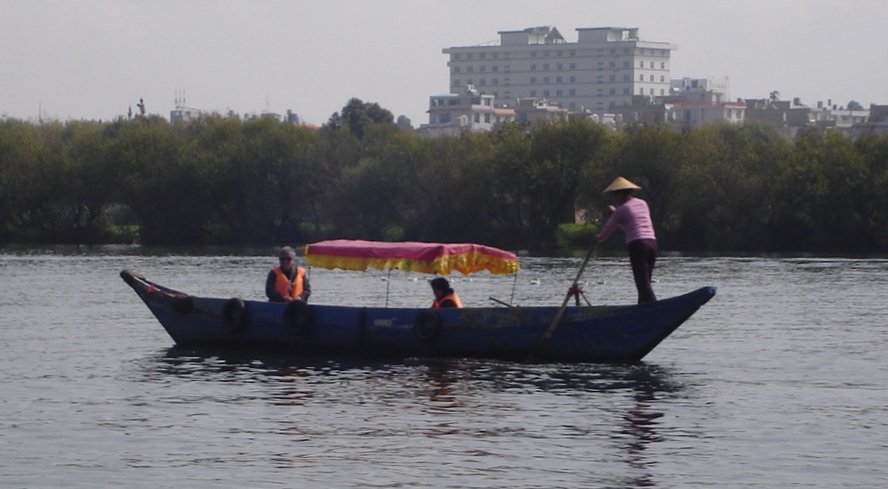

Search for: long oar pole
xmin=529 ymin=243 xmax=597 ymax=361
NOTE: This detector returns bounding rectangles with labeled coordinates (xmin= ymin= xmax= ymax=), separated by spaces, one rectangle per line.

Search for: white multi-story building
xmin=442 ymin=26 xmax=676 ymax=112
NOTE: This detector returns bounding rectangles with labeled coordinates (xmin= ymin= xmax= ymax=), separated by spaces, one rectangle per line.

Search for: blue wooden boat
xmin=120 ymin=268 xmax=716 ymax=363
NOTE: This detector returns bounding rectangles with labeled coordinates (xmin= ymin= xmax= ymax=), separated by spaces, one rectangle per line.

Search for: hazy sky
xmin=2 ymin=0 xmax=886 ymax=126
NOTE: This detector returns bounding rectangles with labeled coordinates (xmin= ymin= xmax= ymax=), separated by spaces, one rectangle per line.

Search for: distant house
xmin=743 ymin=97 xmax=812 ymax=137
xmin=664 ymin=91 xmax=745 ymax=131
xmin=418 ymin=85 xmax=515 ymax=137
xmin=610 ymin=89 xmax=745 ymax=130
xmin=850 ymin=104 xmax=888 ymax=137
xmin=514 ymin=98 xmax=569 ymax=123
xmin=170 ymin=105 xmax=202 ymax=125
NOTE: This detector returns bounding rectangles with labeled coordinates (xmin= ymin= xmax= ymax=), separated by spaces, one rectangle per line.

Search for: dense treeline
xmin=1 ymin=100 xmax=886 ymax=252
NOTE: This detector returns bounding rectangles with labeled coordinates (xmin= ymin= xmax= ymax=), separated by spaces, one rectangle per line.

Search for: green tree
xmin=106 ymin=117 xmax=209 ymax=245
xmin=675 ymin=123 xmax=789 ymax=251
xmin=525 ymin=119 xmax=609 ymax=245
xmin=606 ymin=126 xmax=685 ymax=248
xmin=325 ymin=98 xmax=395 ymax=139
xmin=771 ymin=128 xmax=868 ymax=251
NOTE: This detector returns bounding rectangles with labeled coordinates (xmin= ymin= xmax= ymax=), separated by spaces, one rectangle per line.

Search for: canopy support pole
xmin=385 ymin=269 xmax=392 ymax=307
xmin=509 ymin=269 xmax=519 ymax=306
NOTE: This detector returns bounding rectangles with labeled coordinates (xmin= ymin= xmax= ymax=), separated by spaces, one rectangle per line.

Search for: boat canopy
xmin=304 ymin=240 xmax=520 ymax=275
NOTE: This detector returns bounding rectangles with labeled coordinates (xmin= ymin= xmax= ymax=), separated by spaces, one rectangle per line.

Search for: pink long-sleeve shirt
xmin=596 ymin=197 xmax=657 ymax=244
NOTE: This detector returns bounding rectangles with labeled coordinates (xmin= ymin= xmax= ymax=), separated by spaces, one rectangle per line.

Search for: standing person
xmin=266 ymin=246 xmax=311 ymax=303
xmin=595 ymin=177 xmax=658 ymax=304
xmin=430 ymin=277 xmax=462 ymax=309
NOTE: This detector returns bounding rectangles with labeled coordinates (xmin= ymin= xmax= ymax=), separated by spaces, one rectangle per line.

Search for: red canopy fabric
xmin=304 ymin=240 xmax=520 ymax=275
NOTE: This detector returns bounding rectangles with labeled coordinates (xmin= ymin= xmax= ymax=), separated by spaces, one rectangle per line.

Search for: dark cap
xmin=430 ymin=277 xmax=450 ymax=291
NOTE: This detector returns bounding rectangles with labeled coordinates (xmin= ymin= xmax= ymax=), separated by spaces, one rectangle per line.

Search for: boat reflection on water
xmin=143 ymin=346 xmax=680 ymax=487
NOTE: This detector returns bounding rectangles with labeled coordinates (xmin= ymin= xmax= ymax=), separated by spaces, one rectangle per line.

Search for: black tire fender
xmin=413 ymin=310 xmax=442 ymax=341
xmin=221 ymin=297 xmax=247 ymax=331
xmin=283 ymin=300 xmax=312 ymax=334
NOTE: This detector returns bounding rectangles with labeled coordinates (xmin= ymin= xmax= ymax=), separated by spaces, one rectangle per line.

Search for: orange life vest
xmin=432 ymin=292 xmax=462 ymax=309
xmin=272 ymin=266 xmax=305 ymax=299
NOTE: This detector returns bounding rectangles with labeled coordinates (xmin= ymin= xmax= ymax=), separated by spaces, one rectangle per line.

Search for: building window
xmin=624 ymin=61 xmax=630 ymax=68
xmin=650 ymin=88 xmax=654 ymax=95
xmin=639 ymin=74 xmax=644 ymax=81
xmin=660 ymin=75 xmax=665 ymax=82
xmin=530 ymin=77 xmax=537 ymax=84
xmin=639 ymin=87 xmax=644 ymax=95
xmin=610 ymin=61 xmax=616 ymax=68
xmin=623 ymin=74 xmax=629 ymax=81
xmin=454 ymin=66 xmax=461 ymax=73
xmin=557 ymin=50 xmax=563 ymax=56
xmin=484 ymin=113 xmax=491 ymax=123
xmin=557 ymin=63 xmax=563 ymax=70
xmin=543 ymin=76 xmax=550 ymax=83
xmin=453 ymin=54 xmax=460 ymax=60
xmin=493 ymin=78 xmax=499 ymax=85
xmin=530 ymin=90 xmax=537 ymax=96
xmin=543 ymin=63 xmax=550 ymax=70
xmin=623 ymin=87 xmax=630 ymax=94
xmin=660 ymin=88 xmax=665 ymax=95
xmin=531 ymin=51 xmax=537 ymax=57
xmin=569 ymin=102 xmax=576 ymax=109
xmin=480 ymin=65 xmax=486 ymax=72
xmin=556 ymin=76 xmax=562 ymax=83
xmin=474 ymin=113 xmax=480 ymax=123
xmin=480 ymin=53 xmax=486 ymax=59
xmin=544 ymin=50 xmax=549 ymax=57
xmin=480 ymin=79 xmax=486 ymax=85
xmin=661 ymin=62 xmax=665 ymax=69
xmin=569 ymin=89 xmax=575 ymax=96
xmin=570 ymin=76 xmax=575 ymax=82
xmin=493 ymin=53 xmax=498 ymax=59
xmin=570 ymin=63 xmax=576 ymax=70
xmin=505 ymin=65 xmax=511 ymax=72
xmin=467 ymin=53 xmax=473 ymax=60
xmin=556 ymin=89 xmax=562 ymax=96
xmin=610 ymin=74 xmax=615 ymax=82
xmin=650 ymin=75 xmax=654 ymax=82
xmin=650 ymin=61 xmax=654 ymax=68
xmin=492 ymin=65 xmax=498 ymax=72
xmin=467 ymin=66 xmax=474 ymax=73
xmin=454 ymin=79 xmax=460 ymax=86
xmin=639 ymin=61 xmax=644 ymax=68
xmin=610 ymin=88 xmax=615 ymax=95
xmin=543 ymin=90 xmax=550 ymax=97
xmin=570 ymin=49 xmax=576 ymax=56
xmin=531 ymin=64 xmax=536 ymax=71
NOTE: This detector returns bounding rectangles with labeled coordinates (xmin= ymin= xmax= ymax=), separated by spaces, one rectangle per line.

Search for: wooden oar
xmin=528 ymin=243 xmax=597 ymax=361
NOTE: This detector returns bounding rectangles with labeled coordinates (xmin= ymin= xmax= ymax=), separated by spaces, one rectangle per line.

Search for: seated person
xmin=430 ymin=277 xmax=462 ymax=309
xmin=266 ymin=246 xmax=311 ymax=303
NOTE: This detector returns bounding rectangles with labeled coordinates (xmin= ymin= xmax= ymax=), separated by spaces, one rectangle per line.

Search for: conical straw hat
xmin=603 ymin=176 xmax=641 ymax=193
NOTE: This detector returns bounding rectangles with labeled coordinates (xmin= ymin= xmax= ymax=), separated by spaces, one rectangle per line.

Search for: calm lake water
xmin=1 ymin=247 xmax=887 ymax=488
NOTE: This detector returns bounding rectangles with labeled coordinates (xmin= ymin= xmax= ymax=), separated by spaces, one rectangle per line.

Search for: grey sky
xmin=2 ymin=0 xmax=886 ymax=126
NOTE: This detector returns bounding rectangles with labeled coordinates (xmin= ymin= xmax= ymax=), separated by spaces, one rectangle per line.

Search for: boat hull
xmin=121 ymin=270 xmax=715 ymax=363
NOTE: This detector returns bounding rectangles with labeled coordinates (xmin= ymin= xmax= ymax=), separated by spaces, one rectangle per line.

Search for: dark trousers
xmin=627 ymin=239 xmax=657 ymax=304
